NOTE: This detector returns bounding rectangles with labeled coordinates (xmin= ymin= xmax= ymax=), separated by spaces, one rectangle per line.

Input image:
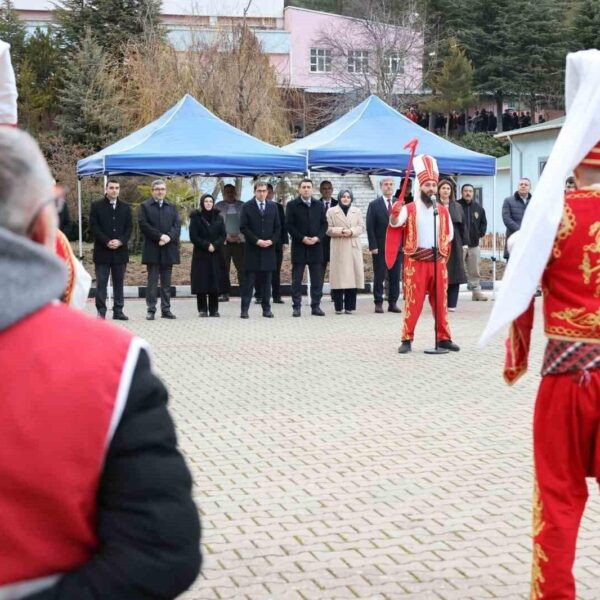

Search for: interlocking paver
xmin=86 ymin=294 xmax=600 ymax=599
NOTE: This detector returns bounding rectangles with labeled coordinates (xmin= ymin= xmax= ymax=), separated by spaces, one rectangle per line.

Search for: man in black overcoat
xmin=239 ymin=181 xmax=281 ymax=319
xmin=285 ymin=178 xmax=328 ymax=317
xmin=138 ymin=179 xmax=181 ymax=320
xmin=89 ymin=179 xmax=132 ymax=320
xmin=366 ymin=177 xmax=402 ymax=314
xmin=318 ymin=179 xmax=338 ymax=289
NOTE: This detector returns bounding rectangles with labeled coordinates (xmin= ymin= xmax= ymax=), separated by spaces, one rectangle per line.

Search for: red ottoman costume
xmin=481 ymin=50 xmax=600 ymax=600
xmin=387 ymin=154 xmax=454 ymax=345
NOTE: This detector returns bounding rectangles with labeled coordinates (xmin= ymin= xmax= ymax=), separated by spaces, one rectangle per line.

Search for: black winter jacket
xmin=457 ymin=198 xmax=487 ymax=247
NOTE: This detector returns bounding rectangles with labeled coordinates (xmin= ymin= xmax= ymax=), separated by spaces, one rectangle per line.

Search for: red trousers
xmin=532 ymin=369 xmax=600 ymax=599
xmin=401 ymin=256 xmax=451 ymax=342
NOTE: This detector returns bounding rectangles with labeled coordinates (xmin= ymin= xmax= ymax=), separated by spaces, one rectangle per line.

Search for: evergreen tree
xmin=54 ymin=0 xmax=162 ymax=59
xmin=56 ymin=30 xmax=124 ymax=149
xmin=19 ymin=28 xmax=63 ymax=131
xmin=511 ymin=0 xmax=567 ymax=113
xmin=425 ymin=40 xmax=475 ymax=136
xmin=571 ymin=0 xmax=600 ymax=51
xmin=0 ymin=0 xmax=26 ymax=73
xmin=458 ymin=0 xmax=519 ymax=126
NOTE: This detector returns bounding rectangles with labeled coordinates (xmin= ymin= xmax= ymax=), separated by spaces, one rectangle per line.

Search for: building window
xmin=385 ymin=52 xmax=404 ymax=74
xmin=310 ymin=48 xmax=332 ymax=73
xmin=539 ymin=157 xmax=548 ymax=175
xmin=474 ymin=187 xmax=483 ymax=204
xmin=348 ymin=50 xmax=369 ymax=73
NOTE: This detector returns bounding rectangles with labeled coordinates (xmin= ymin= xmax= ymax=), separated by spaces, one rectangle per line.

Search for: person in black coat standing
xmin=239 ymin=181 xmax=281 ymax=319
xmin=138 ymin=180 xmax=181 ymax=320
xmin=89 ymin=179 xmax=132 ymax=320
xmin=285 ymin=178 xmax=328 ymax=317
xmin=189 ymin=194 xmax=226 ymax=317
xmin=366 ymin=177 xmax=402 ymax=313
xmin=254 ymin=183 xmax=289 ymax=305
xmin=319 ymin=179 xmax=337 ymax=285
xmin=438 ymin=179 xmax=467 ymax=311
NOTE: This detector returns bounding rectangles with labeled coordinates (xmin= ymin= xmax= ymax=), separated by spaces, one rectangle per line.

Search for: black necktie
xmin=259 ymin=202 xmax=265 ymax=214
xmin=387 ymin=199 xmax=392 ymax=216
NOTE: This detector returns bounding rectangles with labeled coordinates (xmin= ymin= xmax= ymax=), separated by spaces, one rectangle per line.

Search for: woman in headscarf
xmin=438 ymin=179 xmax=467 ymax=311
xmin=189 ymin=193 xmax=226 ymax=317
xmin=326 ymin=189 xmax=365 ymax=314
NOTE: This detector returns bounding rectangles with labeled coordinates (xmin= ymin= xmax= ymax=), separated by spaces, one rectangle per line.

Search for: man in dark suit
xmin=285 ymin=178 xmax=328 ymax=317
xmin=319 ymin=180 xmax=337 ymax=286
xmin=502 ymin=177 xmax=532 ymax=259
xmin=366 ymin=177 xmax=402 ymax=313
xmin=89 ymin=179 xmax=132 ymax=320
xmin=239 ymin=181 xmax=281 ymax=319
xmin=138 ymin=179 xmax=181 ymax=320
xmin=254 ymin=183 xmax=288 ymax=305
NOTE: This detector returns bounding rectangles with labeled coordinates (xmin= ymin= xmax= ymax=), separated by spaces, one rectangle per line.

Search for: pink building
xmin=283 ymin=6 xmax=423 ymax=95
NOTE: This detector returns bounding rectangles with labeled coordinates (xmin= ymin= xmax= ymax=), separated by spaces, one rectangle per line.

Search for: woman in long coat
xmin=189 ymin=193 xmax=226 ymax=317
xmin=439 ymin=179 xmax=467 ymax=311
xmin=326 ymin=189 xmax=365 ymax=314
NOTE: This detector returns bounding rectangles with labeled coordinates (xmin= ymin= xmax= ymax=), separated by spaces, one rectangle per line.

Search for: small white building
xmin=494 ymin=116 xmax=564 ymax=191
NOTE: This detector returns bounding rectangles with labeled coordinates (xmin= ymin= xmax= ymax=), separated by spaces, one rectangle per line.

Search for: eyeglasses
xmin=26 ymin=193 xmax=66 ymax=236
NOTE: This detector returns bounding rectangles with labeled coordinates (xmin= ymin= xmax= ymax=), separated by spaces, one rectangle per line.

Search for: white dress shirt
xmin=390 ymin=200 xmax=454 ymax=247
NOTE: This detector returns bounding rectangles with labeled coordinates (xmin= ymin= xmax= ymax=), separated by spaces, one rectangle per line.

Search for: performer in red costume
xmin=481 ymin=50 xmax=600 ymax=600
xmin=387 ymin=154 xmax=460 ymax=354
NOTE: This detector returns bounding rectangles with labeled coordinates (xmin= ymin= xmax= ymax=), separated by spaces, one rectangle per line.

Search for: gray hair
xmin=0 ymin=128 xmax=53 ymax=235
xmin=151 ymin=179 xmax=166 ymax=189
xmin=379 ymin=176 xmax=395 ymax=187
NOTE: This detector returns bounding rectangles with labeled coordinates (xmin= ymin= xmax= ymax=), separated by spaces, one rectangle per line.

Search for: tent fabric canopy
xmin=285 ymin=95 xmax=496 ymax=176
xmin=77 ymin=95 xmax=305 ymax=177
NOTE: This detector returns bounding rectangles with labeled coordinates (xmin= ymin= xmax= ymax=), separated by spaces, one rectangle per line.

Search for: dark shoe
xmin=374 ymin=303 xmax=384 ymax=314
xmin=97 ymin=313 xmax=106 ymax=320
xmin=146 ymin=312 xmax=155 ymax=321
xmin=438 ymin=339 xmax=460 ymax=352
xmin=335 ymin=310 xmax=343 ymax=315
xmin=398 ymin=340 xmax=412 ymax=354
xmin=263 ymin=311 xmax=274 ymax=318
xmin=161 ymin=311 xmax=176 ymax=319
xmin=388 ymin=304 xmax=402 ymax=313
xmin=199 ymin=311 xmax=208 ymax=318
xmin=240 ymin=310 xmax=249 ymax=319
xmin=311 ymin=307 xmax=325 ymax=316
xmin=219 ymin=294 xmax=229 ymax=302
xmin=273 ymin=298 xmax=285 ymax=304
xmin=292 ymin=308 xmax=301 ymax=317
xmin=344 ymin=310 xmax=353 ymax=315
xmin=209 ymin=312 xmax=220 ymax=318
xmin=255 ymin=298 xmax=262 ymax=304
xmin=113 ymin=312 xmax=129 ymax=321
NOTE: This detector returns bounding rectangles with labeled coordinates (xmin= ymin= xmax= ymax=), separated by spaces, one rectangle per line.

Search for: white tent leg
xmin=492 ymin=175 xmax=497 ymax=300
xmin=77 ymin=178 xmax=83 ymax=259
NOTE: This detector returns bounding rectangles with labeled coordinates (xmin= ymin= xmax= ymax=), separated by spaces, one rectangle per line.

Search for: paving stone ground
xmin=87 ymin=293 xmax=600 ymax=599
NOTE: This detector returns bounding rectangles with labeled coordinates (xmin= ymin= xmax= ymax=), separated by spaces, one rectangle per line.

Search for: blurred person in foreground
xmin=0 ymin=127 xmax=201 ymax=599
xmin=480 ymin=50 xmax=600 ymax=600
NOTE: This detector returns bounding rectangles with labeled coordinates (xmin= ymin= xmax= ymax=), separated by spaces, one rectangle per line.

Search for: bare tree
xmin=311 ymin=0 xmax=425 ymax=114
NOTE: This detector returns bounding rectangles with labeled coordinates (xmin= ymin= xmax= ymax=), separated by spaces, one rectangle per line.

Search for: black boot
xmin=398 ymin=340 xmax=412 ymax=354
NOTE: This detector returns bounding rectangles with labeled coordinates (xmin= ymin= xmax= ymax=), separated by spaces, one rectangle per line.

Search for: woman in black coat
xmin=189 ymin=194 xmax=226 ymax=317
xmin=438 ymin=179 xmax=467 ymax=311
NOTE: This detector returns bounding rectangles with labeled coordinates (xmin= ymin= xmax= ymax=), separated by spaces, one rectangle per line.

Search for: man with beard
xmin=388 ymin=154 xmax=460 ymax=354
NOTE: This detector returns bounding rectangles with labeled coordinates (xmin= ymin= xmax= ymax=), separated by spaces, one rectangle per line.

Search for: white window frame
xmin=385 ymin=51 xmax=404 ymax=74
xmin=310 ymin=48 xmax=332 ymax=73
xmin=348 ymin=50 xmax=369 ymax=73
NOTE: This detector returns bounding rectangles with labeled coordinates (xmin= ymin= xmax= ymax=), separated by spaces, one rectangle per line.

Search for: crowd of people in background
xmin=89 ymin=176 xmax=492 ymax=322
xmin=405 ymin=106 xmax=546 ymax=135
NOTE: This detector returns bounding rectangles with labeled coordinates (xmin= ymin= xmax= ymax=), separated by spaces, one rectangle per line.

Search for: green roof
xmin=494 ymin=116 xmax=565 ymax=140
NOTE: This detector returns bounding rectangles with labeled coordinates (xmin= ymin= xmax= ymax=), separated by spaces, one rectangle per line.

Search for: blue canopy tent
xmin=75 ymin=94 xmax=305 ymax=255
xmin=284 ymin=95 xmax=496 ymax=176
xmin=285 ymin=95 xmax=499 ymax=289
